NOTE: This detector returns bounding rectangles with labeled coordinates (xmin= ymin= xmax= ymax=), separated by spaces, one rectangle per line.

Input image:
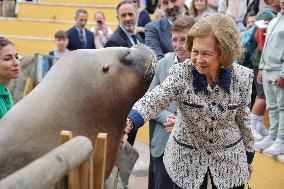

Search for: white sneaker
xmin=263 ymin=138 xmax=284 ymax=157
xmin=257 ymin=125 xmax=269 ymax=137
xmin=249 ymin=124 xmax=264 ymax=141
xmin=254 ymin=136 xmax=274 ymax=152
xmin=252 ymin=130 xmax=264 ymax=141
xmin=277 ymin=154 xmax=284 ymax=163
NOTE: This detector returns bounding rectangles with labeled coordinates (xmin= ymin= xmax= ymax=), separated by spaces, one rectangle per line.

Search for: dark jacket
xmin=137 ymin=9 xmax=151 ymax=39
xmin=145 ymin=18 xmax=174 ymax=60
xmin=104 ymin=26 xmax=144 ymax=48
xmin=67 ymin=26 xmax=95 ymax=51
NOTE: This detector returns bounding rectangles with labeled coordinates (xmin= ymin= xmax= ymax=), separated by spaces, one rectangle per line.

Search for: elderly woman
xmin=0 ymin=36 xmax=20 ymax=118
xmin=126 ymin=14 xmax=254 ymax=189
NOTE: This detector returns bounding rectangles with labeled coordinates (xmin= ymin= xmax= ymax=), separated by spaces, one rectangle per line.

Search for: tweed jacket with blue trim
xmin=130 ymin=60 xmax=254 ymax=189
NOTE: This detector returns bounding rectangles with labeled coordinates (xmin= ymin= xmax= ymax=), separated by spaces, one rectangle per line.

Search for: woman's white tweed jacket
xmin=130 ymin=60 xmax=255 ymax=189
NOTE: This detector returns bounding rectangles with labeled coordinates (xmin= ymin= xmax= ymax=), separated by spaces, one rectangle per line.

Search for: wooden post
xmin=56 ymin=131 xmax=74 ymax=189
xmin=93 ymin=133 xmax=108 ymax=189
xmin=60 ymin=130 xmax=73 ymax=144
xmin=23 ymin=77 xmax=35 ymax=96
xmin=79 ymin=159 xmax=91 ymax=189
xmin=59 ymin=131 xmax=83 ymax=189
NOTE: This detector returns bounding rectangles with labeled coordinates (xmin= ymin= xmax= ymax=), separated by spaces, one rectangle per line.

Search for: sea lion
xmin=0 ymin=44 xmax=156 ymax=180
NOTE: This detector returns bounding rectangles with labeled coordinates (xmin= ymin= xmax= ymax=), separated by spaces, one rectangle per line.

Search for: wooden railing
xmin=0 ymin=131 xmax=108 ymax=189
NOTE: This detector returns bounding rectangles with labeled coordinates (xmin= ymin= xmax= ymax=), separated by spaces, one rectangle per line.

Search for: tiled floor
xmin=250 ymin=152 xmax=284 ymax=189
xmin=128 ymin=141 xmax=149 ymax=189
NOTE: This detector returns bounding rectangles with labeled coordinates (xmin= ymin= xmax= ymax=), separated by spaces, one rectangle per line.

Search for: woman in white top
xmin=90 ymin=11 xmax=113 ymax=48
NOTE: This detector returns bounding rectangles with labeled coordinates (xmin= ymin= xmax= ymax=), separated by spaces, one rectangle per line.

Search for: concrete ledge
xmin=39 ymin=0 xmax=120 ymax=5
xmin=0 ymin=16 xmax=117 ymax=26
xmin=17 ymin=2 xmax=118 ymax=22
xmin=19 ymin=2 xmax=116 ymax=8
xmin=1 ymin=34 xmax=53 ymax=41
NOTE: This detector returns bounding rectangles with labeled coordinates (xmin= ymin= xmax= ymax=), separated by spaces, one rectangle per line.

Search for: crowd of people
xmin=1 ymin=0 xmax=284 ymax=188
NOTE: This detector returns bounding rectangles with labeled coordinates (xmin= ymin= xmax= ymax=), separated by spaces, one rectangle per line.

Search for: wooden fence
xmin=0 ymin=131 xmax=108 ymax=189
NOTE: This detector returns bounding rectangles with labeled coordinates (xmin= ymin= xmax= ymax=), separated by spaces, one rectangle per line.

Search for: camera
xmin=97 ymin=20 xmax=103 ymax=25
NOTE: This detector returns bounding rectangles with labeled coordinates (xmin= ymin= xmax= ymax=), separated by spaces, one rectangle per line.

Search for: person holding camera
xmin=90 ymin=11 xmax=113 ymax=48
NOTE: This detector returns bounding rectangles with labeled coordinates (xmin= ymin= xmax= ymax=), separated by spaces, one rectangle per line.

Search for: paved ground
xmin=127 ymin=141 xmax=149 ymax=189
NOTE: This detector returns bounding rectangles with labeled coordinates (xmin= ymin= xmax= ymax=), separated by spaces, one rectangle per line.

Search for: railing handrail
xmin=0 ymin=136 xmax=93 ymax=189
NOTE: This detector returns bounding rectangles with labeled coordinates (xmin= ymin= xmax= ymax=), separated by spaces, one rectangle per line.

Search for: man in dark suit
xmin=105 ymin=1 xmax=144 ymax=49
xmin=67 ymin=9 xmax=96 ymax=51
xmin=105 ymin=0 xmax=143 ymax=146
xmin=145 ymin=0 xmax=185 ymax=60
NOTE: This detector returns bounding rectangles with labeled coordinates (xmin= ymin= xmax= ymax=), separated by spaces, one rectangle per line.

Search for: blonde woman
xmin=126 ymin=14 xmax=254 ymax=189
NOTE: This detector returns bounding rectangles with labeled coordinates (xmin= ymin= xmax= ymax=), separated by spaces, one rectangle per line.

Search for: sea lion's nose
xmin=120 ymin=49 xmax=133 ymax=66
xmin=120 ymin=48 xmax=146 ymax=66
xmin=129 ymin=45 xmax=157 ymax=84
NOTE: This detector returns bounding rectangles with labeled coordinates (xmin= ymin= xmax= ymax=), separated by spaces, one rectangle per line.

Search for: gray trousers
xmin=263 ymin=70 xmax=284 ymax=140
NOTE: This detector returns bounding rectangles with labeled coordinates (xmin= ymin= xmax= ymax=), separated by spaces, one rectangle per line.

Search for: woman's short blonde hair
xmin=186 ymin=13 xmax=242 ymax=68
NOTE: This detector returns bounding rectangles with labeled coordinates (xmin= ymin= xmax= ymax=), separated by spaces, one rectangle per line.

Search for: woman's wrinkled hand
xmin=124 ymin=118 xmax=133 ymax=134
xmin=121 ymin=118 xmax=133 ymax=149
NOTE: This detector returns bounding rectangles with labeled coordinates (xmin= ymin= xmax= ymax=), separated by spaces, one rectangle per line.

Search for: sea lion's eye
xmin=102 ymin=65 xmax=109 ymax=73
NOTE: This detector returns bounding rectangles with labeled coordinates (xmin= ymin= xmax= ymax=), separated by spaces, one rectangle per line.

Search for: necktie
xmin=131 ymin=34 xmax=139 ymax=45
xmin=79 ymin=29 xmax=87 ymax=48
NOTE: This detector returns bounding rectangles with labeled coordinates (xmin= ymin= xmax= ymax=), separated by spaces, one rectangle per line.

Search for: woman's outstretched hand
xmin=124 ymin=118 xmax=134 ymax=134
xmin=121 ymin=118 xmax=134 ymax=149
